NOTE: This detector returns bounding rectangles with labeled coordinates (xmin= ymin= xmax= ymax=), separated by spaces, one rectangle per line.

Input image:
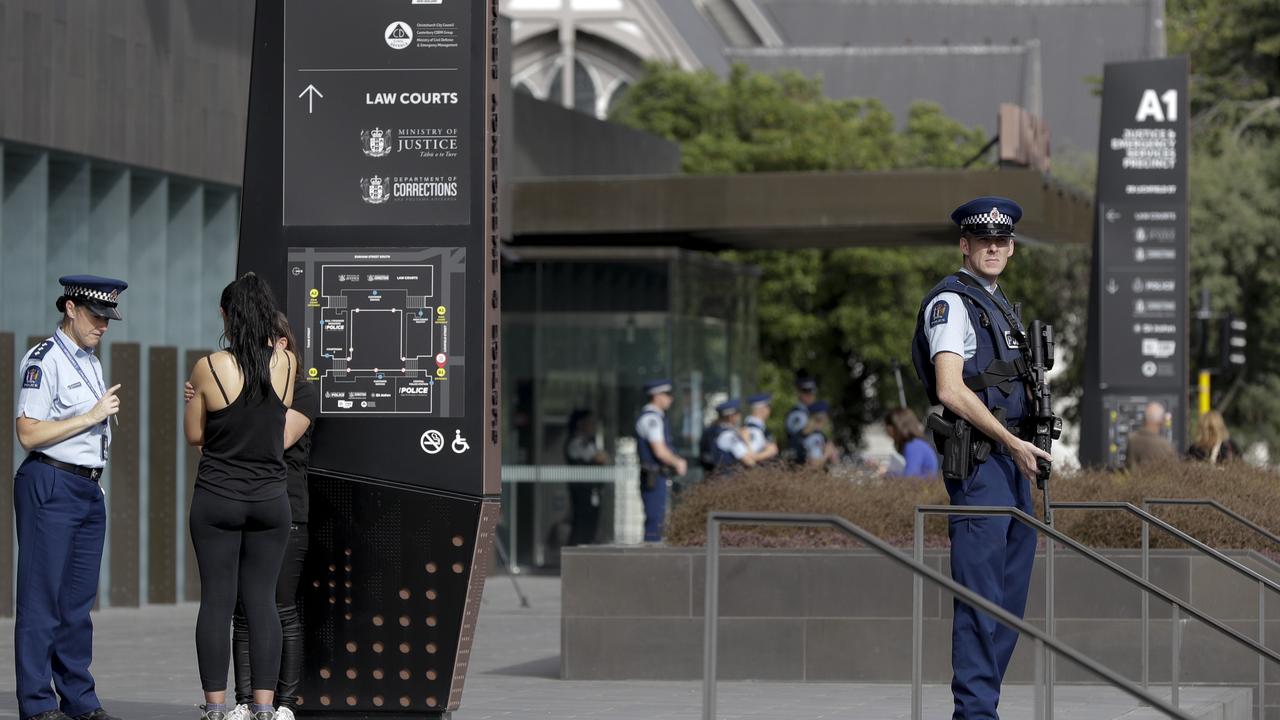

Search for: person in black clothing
xmin=183 ymin=274 xmax=296 ymax=720
xmin=564 ymin=409 xmax=610 ymax=546
xmin=186 ymin=314 xmax=317 ymax=720
xmin=1187 ymin=410 xmax=1242 ymax=465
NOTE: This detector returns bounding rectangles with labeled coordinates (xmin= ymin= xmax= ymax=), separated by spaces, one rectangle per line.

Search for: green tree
xmin=611 ymin=63 xmax=1085 ymax=445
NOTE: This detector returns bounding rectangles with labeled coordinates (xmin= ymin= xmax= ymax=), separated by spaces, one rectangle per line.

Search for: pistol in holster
xmin=925 ymin=409 xmax=1003 ymax=482
xmin=639 ymin=465 xmax=664 ymax=491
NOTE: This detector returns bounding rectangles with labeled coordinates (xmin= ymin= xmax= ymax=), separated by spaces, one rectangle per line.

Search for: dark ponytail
xmin=219 ymin=272 xmax=280 ymax=401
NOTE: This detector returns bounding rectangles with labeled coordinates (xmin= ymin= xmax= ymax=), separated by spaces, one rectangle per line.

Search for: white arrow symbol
xmin=1106 ymin=279 xmax=1119 ymax=294
xmin=1105 ymin=209 xmax=1122 ymax=222
xmin=298 ymin=84 xmax=324 ymax=114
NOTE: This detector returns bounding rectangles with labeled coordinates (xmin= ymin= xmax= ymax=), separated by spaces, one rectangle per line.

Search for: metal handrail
xmin=703 ymin=511 xmax=1193 ymax=720
xmin=1052 ymin=501 xmax=1279 ymax=719
xmin=1143 ymin=498 xmax=1280 ymax=550
xmin=917 ymin=505 xmax=1280 ymax=720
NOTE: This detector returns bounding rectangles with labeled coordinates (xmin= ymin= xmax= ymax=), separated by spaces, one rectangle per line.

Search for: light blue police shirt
xmin=744 ymin=416 xmax=769 ymax=454
xmin=784 ymin=403 xmax=808 ymax=437
xmin=17 ymin=327 xmax=111 ymax=468
xmin=715 ymin=425 xmax=750 ymax=460
xmin=635 ymin=403 xmax=666 ymax=444
xmin=923 ymin=268 xmax=998 ymax=362
xmin=803 ymin=432 xmax=827 ymax=461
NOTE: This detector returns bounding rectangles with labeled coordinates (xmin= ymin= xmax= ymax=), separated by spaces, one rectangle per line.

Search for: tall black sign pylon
xmin=237 ymin=0 xmax=501 ymax=716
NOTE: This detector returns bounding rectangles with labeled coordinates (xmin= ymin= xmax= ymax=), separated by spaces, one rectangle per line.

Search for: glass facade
xmin=499 ymin=248 xmax=759 ymax=568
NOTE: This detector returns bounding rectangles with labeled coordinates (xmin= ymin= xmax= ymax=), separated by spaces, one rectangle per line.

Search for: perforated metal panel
xmin=299 ymin=473 xmax=497 ymax=716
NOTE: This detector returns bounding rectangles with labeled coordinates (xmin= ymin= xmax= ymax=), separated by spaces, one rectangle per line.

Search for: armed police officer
xmin=634 ymin=379 xmax=687 ymax=542
xmin=801 ymin=400 xmax=837 ymax=468
xmin=14 ymin=276 xmax=128 ymax=720
xmin=911 ymin=198 xmax=1053 ymax=719
xmin=698 ymin=399 xmax=756 ymax=475
xmin=785 ymin=373 xmax=818 ymax=464
xmin=743 ymin=393 xmax=780 ymax=463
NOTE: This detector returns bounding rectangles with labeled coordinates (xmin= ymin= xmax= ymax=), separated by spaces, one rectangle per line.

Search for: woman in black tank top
xmin=183 ymin=273 xmax=296 ymax=720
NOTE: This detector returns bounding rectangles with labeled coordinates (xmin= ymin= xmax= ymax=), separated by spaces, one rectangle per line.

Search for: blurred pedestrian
xmin=13 ymin=276 xmax=127 ymax=720
xmin=1125 ymin=401 xmax=1177 ymax=469
xmin=884 ymin=407 xmax=939 ymax=478
xmin=184 ymin=274 xmax=295 ymax=720
xmin=565 ymin=408 xmax=610 ymax=546
xmin=1187 ymin=410 xmax=1241 ymax=465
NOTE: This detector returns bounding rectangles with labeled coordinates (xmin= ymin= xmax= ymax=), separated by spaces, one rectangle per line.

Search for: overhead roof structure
xmin=510 ymin=168 xmax=1093 ymax=250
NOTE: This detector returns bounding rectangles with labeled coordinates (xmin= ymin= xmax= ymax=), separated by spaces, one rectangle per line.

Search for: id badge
xmin=102 ymin=435 xmax=110 ymax=462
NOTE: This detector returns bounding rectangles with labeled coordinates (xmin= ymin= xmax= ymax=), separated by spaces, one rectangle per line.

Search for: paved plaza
xmin=0 ymin=575 xmax=1246 ymax=719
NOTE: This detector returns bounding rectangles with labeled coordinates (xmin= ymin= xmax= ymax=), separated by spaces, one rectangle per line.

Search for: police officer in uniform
xmin=634 ymin=379 xmax=687 ymax=542
xmin=801 ymin=400 xmax=837 ymax=467
xmin=785 ymin=373 xmax=818 ymax=464
xmin=910 ymin=197 xmax=1052 ymax=719
xmin=14 ymin=276 xmax=128 ymax=720
xmin=743 ymin=393 xmax=779 ymax=463
xmin=698 ymin=399 xmax=755 ymax=474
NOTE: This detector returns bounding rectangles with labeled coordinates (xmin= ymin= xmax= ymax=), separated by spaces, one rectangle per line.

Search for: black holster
xmin=639 ymin=465 xmax=663 ymax=491
xmin=926 ymin=409 xmax=1002 ymax=482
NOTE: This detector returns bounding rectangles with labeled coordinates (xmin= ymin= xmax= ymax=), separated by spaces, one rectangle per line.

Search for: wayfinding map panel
xmin=287 ymin=247 xmax=465 ymax=417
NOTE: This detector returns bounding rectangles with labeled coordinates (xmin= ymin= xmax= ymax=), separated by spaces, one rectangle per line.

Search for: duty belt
xmin=32 ymin=452 xmax=103 ymax=480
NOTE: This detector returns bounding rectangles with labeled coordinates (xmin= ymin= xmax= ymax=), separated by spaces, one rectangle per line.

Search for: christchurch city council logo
xmin=360 ymin=128 xmax=392 ymax=157
xmin=360 ymin=176 xmax=390 ymax=205
xmin=385 ymin=21 xmax=413 ymax=50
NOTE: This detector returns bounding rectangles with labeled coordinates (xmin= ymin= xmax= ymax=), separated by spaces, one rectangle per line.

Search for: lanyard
xmin=53 ymin=332 xmax=108 ymax=427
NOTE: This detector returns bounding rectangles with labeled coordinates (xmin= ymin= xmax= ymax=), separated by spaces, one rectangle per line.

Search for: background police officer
xmin=13 ymin=276 xmax=127 ymax=720
xmin=743 ymin=393 xmax=779 ymax=463
xmin=634 ymin=379 xmax=687 ymax=542
xmin=698 ymin=399 xmax=755 ymax=474
xmin=911 ymin=197 xmax=1052 ymax=719
xmin=801 ymin=400 xmax=837 ymax=468
xmin=785 ymin=372 xmax=818 ymax=464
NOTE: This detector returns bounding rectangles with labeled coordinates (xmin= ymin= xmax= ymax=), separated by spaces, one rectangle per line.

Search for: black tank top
xmin=196 ymin=354 xmax=289 ymax=502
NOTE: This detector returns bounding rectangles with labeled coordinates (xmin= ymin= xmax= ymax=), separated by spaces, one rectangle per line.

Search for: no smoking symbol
xmin=420 ymin=430 xmax=445 ymax=455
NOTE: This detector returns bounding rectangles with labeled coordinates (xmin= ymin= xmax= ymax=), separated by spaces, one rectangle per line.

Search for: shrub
xmin=666 ymin=460 xmax=1280 ymax=554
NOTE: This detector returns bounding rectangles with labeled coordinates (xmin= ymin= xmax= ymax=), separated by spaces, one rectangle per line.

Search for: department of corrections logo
xmin=361 ymin=128 xmax=393 ymax=157
xmin=361 ymin=176 xmax=390 ymax=204
xmin=385 ymin=21 xmax=413 ymax=50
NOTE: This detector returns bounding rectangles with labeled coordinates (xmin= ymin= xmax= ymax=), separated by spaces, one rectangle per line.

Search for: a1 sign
xmin=1136 ymin=89 xmax=1178 ymax=122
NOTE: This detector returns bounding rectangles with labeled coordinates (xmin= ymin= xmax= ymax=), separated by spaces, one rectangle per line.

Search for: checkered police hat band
xmin=960 ymin=210 xmax=1014 ymax=227
xmin=64 ymin=285 xmax=120 ymax=305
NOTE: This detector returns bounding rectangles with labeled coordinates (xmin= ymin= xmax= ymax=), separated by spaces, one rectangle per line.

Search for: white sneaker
xmin=224 ymin=705 xmax=251 ymax=720
xmin=275 ymin=708 xmax=295 ymax=720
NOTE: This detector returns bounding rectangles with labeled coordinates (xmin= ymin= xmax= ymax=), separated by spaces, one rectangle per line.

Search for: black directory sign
xmin=287 ymin=247 xmax=467 ymax=417
xmin=237 ymin=0 xmax=501 ymax=714
xmin=1080 ymin=57 xmax=1189 ymax=466
xmin=283 ymin=0 xmax=471 ymax=226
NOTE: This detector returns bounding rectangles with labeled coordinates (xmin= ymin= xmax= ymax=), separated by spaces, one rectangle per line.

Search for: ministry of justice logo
xmin=360 ymin=128 xmax=393 ymax=157
xmin=385 ymin=21 xmax=413 ymax=50
xmin=360 ymin=176 xmax=390 ymax=205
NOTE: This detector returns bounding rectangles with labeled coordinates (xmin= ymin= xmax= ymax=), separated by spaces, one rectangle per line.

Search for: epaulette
xmin=28 ymin=340 xmax=54 ymax=361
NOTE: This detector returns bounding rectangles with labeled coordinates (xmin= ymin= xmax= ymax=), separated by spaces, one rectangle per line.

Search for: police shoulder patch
xmin=928 ymin=299 xmax=951 ymax=328
xmin=28 ymin=340 xmax=54 ymax=361
xmin=22 ymin=365 xmax=42 ymax=389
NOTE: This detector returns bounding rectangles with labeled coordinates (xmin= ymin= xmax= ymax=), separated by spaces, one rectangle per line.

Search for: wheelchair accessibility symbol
xmin=420 ymin=430 xmax=445 ymax=455
xmin=451 ymin=430 xmax=470 ymax=454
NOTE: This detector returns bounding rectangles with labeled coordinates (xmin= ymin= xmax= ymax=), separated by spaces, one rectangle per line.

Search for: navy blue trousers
xmin=13 ymin=457 xmax=106 ymax=719
xmin=945 ymin=453 xmax=1036 ymax=720
xmin=640 ymin=476 xmax=668 ymax=542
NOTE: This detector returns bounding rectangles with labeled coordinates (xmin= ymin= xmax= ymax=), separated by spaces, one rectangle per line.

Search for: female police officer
xmin=14 ymin=275 xmax=127 ymax=720
xmin=911 ymin=198 xmax=1052 ymax=720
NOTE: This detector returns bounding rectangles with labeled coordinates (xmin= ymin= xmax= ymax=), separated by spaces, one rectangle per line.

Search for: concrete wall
xmin=563 ymin=546 xmax=1280 ymax=719
xmin=0 ymin=0 xmax=254 ymax=186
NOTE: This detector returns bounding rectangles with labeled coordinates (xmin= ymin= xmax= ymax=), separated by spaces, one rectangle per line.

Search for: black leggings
xmin=190 ymin=487 xmax=291 ymax=692
xmin=232 ymin=523 xmax=308 ymax=708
